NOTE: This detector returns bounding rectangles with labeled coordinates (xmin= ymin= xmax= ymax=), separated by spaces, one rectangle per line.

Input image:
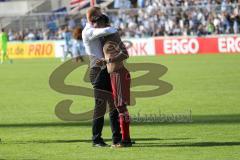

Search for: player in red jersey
xmin=95 ymin=15 xmax=132 ymax=147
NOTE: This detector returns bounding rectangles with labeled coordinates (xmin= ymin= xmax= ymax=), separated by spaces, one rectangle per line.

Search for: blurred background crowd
xmin=2 ymin=0 xmax=240 ymax=41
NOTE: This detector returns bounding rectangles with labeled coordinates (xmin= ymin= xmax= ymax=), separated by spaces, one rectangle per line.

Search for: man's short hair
xmin=87 ymin=7 xmax=101 ymax=22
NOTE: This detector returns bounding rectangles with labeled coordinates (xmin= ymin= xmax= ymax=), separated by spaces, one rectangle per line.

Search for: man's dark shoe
xmin=92 ymin=141 xmax=109 ymax=147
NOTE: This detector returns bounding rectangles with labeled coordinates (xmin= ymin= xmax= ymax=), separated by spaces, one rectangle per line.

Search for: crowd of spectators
xmin=6 ymin=16 xmax=79 ymax=41
xmin=7 ymin=28 xmax=61 ymax=41
xmin=4 ymin=0 xmax=240 ymax=40
xmin=110 ymin=0 xmax=240 ymax=37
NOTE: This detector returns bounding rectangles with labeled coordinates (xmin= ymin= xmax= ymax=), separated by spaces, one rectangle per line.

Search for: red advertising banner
xmin=155 ymin=36 xmax=240 ymax=55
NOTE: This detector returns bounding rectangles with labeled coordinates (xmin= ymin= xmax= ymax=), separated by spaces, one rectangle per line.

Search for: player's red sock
xmin=119 ymin=111 xmax=131 ymax=142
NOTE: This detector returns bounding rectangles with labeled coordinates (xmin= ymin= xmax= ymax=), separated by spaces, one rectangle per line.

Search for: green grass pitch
xmin=0 ymin=54 xmax=240 ymax=160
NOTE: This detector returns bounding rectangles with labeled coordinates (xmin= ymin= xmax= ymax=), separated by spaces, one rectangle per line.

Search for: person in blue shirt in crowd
xmin=72 ymin=27 xmax=85 ymax=62
xmin=62 ymin=26 xmax=73 ymax=62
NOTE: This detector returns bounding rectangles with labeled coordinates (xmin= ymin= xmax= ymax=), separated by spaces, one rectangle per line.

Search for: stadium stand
xmin=0 ymin=0 xmax=239 ymax=40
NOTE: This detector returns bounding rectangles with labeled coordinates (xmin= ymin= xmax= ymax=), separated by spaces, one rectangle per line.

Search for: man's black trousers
xmin=89 ymin=67 xmax=121 ymax=144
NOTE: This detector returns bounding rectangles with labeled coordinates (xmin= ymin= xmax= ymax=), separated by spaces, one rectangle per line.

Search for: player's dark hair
xmin=95 ymin=14 xmax=110 ymax=27
xmin=101 ymin=14 xmax=110 ymax=24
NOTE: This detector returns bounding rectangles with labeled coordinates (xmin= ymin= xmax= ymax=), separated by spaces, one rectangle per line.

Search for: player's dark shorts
xmin=110 ymin=67 xmax=131 ymax=107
